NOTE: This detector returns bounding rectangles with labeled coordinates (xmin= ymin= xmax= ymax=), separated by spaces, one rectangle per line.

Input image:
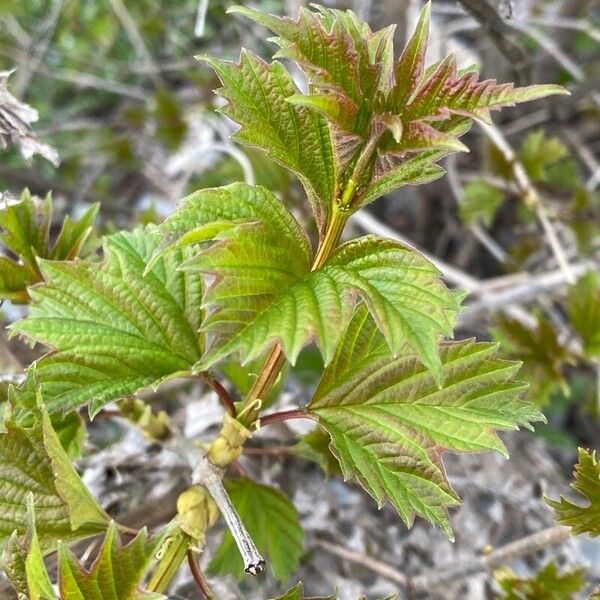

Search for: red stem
xmin=200 ymin=373 xmax=236 ymax=417
xmin=259 ymin=408 xmax=317 ymax=427
xmin=187 ymin=550 xmax=214 ymax=599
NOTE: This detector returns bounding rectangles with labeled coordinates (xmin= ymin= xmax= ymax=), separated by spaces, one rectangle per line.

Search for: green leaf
xmin=519 ymin=130 xmax=569 ymax=183
xmin=0 ymin=398 xmax=108 ymax=553
xmin=201 ymin=50 xmax=337 ymax=236
xmin=308 ymin=307 xmax=540 ymax=539
xmin=459 ymin=179 xmax=505 ymax=227
xmin=496 ymin=561 xmax=587 ymax=600
xmin=209 ymin=478 xmax=304 ymax=582
xmin=10 ymin=227 xmax=203 ymax=417
xmin=0 ymin=190 xmax=99 ymax=303
xmin=160 ymin=184 xmax=458 ymax=379
xmin=270 ymin=583 xmax=335 ymax=600
xmin=58 ymin=522 xmax=163 ymax=600
xmin=492 ymin=314 xmax=572 ymax=406
xmin=567 ymin=272 xmax=600 ymax=358
xmin=229 ymin=5 xmax=384 ymax=124
xmin=547 ymin=447 xmax=600 ymax=536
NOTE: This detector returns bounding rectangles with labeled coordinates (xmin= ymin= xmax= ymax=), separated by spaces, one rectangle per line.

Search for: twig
xmin=190 ymin=456 xmax=265 ymax=576
xmin=477 ymin=121 xmax=576 ymax=284
xmin=408 ymin=525 xmax=572 ymax=591
xmin=188 ymin=549 xmax=215 ymax=599
xmin=314 ymin=539 xmax=408 ymax=587
xmin=199 ymin=373 xmax=236 ymax=417
xmin=316 ymin=525 xmax=572 ymax=592
xmin=13 ymin=0 xmax=63 ymax=97
xmin=195 ymin=0 xmax=210 ymax=37
xmin=259 ymin=408 xmax=317 ymax=427
xmin=107 ymin=0 xmax=162 ymax=87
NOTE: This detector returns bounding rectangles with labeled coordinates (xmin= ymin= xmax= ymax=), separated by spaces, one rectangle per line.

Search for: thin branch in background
xmin=107 ymin=0 xmax=162 ymax=87
xmin=409 ymin=525 xmax=572 ymax=591
xmin=455 ymin=0 xmax=530 ymax=84
xmin=195 ymin=0 xmax=210 ymax=37
xmin=563 ymin=129 xmax=600 ymax=192
xmin=446 ymin=154 xmax=512 ymax=265
xmin=477 ymin=121 xmax=576 ymax=284
xmin=316 ymin=525 xmax=572 ymax=593
xmin=13 ymin=0 xmax=63 ymax=97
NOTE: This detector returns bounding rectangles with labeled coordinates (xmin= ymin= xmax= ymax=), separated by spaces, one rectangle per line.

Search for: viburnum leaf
xmin=459 ymin=179 xmax=505 ymax=227
xmin=158 ymin=183 xmax=459 ymax=379
xmin=308 ymin=306 xmax=540 ymax=539
xmin=209 ymin=478 xmax=304 ymax=582
xmin=10 ymin=227 xmax=203 ymax=418
xmin=0 ymin=190 xmax=98 ymax=303
xmin=567 ymin=272 xmax=600 ymax=358
xmin=229 ymin=2 xmax=568 ymax=211
xmin=495 ymin=561 xmax=586 ymax=600
xmin=58 ymin=522 xmax=163 ymax=600
xmin=547 ymin=447 xmax=600 ymax=536
xmin=201 ymin=51 xmax=337 ymax=237
xmin=0 ymin=397 xmax=108 ymax=553
xmin=271 ymin=583 xmax=336 ymax=600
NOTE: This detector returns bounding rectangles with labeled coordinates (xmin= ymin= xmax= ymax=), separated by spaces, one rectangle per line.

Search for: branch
xmin=477 ymin=121 xmax=576 ymax=285
xmin=409 ymin=525 xmax=572 ymax=591
xmin=316 ymin=525 xmax=572 ymax=592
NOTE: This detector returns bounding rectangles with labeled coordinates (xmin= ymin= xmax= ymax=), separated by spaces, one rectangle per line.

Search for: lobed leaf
xmin=201 ymin=51 xmax=337 ymax=236
xmin=10 ymin=228 xmax=203 ymax=418
xmin=0 ymin=399 xmax=108 ymax=553
xmin=160 ymin=184 xmax=458 ymax=378
xmin=58 ymin=522 xmax=162 ymax=600
xmin=209 ymin=478 xmax=304 ymax=582
xmin=0 ymin=190 xmax=99 ymax=303
xmin=547 ymin=447 xmax=600 ymax=536
xmin=309 ymin=307 xmax=540 ymax=538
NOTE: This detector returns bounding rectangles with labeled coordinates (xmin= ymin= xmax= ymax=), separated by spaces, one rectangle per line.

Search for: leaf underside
xmin=309 ymin=306 xmax=541 ymax=538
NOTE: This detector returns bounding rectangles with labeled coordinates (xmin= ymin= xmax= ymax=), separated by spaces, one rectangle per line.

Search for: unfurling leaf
xmin=10 ymin=228 xmax=203 ymax=418
xmin=547 ymin=447 xmax=600 ymax=536
xmin=229 ymin=2 xmax=568 ymax=211
xmin=209 ymin=478 xmax=304 ymax=582
xmin=158 ymin=184 xmax=460 ymax=380
xmin=495 ymin=561 xmax=586 ymax=600
xmin=0 ymin=190 xmax=98 ymax=303
xmin=6 ymin=511 xmax=162 ymax=600
xmin=0 ymin=398 xmax=108 ymax=553
xmin=309 ymin=307 xmax=540 ymax=539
